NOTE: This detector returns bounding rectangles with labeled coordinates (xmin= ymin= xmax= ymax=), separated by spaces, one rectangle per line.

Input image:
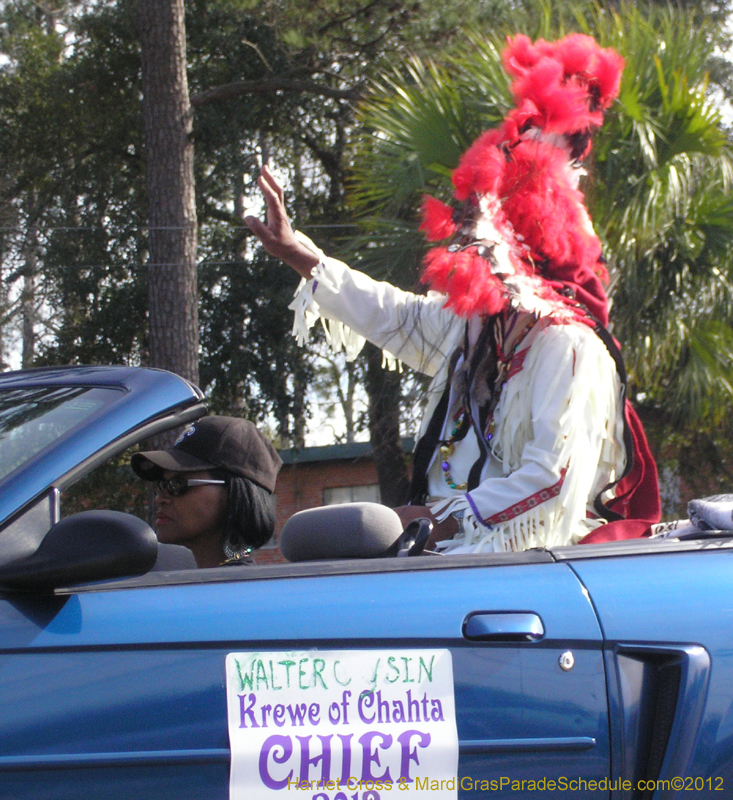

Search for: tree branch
xmin=191 ymin=77 xmax=362 ymax=109
xmin=300 ymin=131 xmax=340 ymax=179
xmin=201 ymin=203 xmax=241 ymax=226
xmin=316 ymin=0 xmax=388 ymax=35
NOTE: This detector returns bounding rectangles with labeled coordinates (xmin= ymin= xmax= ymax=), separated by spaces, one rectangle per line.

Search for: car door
xmin=563 ymin=540 xmax=733 ymax=799
xmin=0 ymin=552 xmax=609 ymax=800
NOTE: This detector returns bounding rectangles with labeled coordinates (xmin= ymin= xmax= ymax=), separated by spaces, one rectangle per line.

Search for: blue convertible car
xmin=0 ymin=365 xmax=729 ymax=799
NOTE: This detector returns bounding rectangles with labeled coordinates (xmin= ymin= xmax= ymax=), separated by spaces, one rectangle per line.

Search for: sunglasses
xmin=155 ymin=477 xmax=226 ymax=497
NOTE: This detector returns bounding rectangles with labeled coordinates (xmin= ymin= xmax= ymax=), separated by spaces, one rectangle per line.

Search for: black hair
xmin=215 ymin=471 xmax=276 ymax=552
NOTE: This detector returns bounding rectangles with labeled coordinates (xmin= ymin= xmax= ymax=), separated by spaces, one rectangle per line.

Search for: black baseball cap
xmin=131 ymin=416 xmax=282 ymax=493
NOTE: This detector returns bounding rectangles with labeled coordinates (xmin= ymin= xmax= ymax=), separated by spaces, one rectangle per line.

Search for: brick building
xmin=253 ymin=438 xmax=413 ymax=564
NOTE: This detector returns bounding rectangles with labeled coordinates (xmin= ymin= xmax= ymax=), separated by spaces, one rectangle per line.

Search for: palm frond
xmin=334 ymin=218 xmax=426 ymax=289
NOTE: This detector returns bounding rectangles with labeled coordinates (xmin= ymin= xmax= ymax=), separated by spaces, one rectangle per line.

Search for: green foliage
xmin=351 ymin=37 xmax=513 ymax=219
xmin=3 ymin=0 xmax=510 ymax=442
xmin=198 ymin=243 xmax=315 ymax=423
xmin=590 ymin=7 xmax=733 ymax=424
xmin=0 ymin=0 xmax=321 ymax=437
xmin=4 ymin=0 xmax=733 ymax=447
xmin=1 ymin=0 xmax=148 ymax=365
xmin=62 ymin=450 xmax=151 ymax=520
xmin=185 ymin=0 xmax=526 ymax=431
xmin=345 ymin=34 xmax=513 ymax=288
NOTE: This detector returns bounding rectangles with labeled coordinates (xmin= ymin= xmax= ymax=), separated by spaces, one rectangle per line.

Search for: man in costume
xmin=246 ymin=33 xmax=661 ymax=552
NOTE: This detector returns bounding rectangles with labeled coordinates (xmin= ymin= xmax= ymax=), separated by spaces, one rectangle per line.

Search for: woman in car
xmin=131 ymin=416 xmax=282 ymax=567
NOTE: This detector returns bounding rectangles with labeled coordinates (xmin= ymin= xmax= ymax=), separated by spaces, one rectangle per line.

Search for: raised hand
xmin=243 ymin=166 xmax=320 ymax=278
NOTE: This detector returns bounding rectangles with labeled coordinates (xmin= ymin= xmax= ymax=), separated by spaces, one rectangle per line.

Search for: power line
xmin=0 ymin=260 xmax=314 ymax=270
xmin=0 ymin=223 xmax=363 ymax=233
xmin=0 ymin=261 xmax=282 ymax=270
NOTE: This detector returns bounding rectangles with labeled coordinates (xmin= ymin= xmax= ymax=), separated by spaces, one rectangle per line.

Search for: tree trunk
xmin=20 ymin=218 xmax=38 ymax=369
xmin=364 ymin=342 xmax=410 ymax=508
xmin=139 ymin=0 xmax=199 ymax=386
xmin=0 ymin=229 xmax=10 ymax=371
xmin=291 ymin=373 xmax=307 ymax=450
xmin=343 ymin=360 xmax=356 ymax=444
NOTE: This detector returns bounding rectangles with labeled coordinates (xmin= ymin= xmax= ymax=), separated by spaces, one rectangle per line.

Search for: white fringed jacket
xmin=289 ymin=237 xmax=627 ymax=553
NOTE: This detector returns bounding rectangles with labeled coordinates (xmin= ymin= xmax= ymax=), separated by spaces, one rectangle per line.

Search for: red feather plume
xmin=451 ymin=129 xmax=504 ymax=201
xmin=420 ymin=196 xmax=456 ymax=241
xmin=422 ymin=248 xmax=508 ymax=318
xmin=418 ymin=32 xmax=624 ymax=326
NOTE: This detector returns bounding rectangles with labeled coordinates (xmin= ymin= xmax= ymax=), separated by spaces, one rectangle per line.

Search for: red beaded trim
xmin=506 ymin=347 xmax=529 ymax=381
xmin=482 ymin=468 xmax=567 ymax=526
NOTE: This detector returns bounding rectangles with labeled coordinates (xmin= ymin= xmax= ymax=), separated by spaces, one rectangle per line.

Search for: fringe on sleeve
xmin=287 ymin=231 xmax=398 ymax=368
xmin=430 ymin=494 xmax=569 ymax=553
xmin=287 ymin=232 xmax=366 ymax=361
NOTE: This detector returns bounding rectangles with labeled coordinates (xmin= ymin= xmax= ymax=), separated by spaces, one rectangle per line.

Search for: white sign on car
xmin=226 ymin=649 xmax=459 ymax=799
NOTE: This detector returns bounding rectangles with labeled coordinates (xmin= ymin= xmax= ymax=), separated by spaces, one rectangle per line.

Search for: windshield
xmin=0 ymin=386 xmax=122 ymax=482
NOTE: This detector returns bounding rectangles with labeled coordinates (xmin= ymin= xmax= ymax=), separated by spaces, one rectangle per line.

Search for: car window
xmin=0 ymin=386 xmax=122 ymax=482
xmin=61 ymin=446 xmax=152 ymax=521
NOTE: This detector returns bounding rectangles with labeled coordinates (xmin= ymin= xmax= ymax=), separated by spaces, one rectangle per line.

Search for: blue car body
xmin=0 ymin=366 xmax=729 ymax=799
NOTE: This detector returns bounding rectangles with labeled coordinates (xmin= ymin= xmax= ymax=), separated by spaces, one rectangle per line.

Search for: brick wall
xmin=251 ymin=439 xmax=414 ymax=565
xmin=252 ymin=456 xmax=380 ymax=565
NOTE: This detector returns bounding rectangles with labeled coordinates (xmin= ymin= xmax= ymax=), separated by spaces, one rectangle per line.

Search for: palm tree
xmin=346 ymin=1 xmax=733 ymax=430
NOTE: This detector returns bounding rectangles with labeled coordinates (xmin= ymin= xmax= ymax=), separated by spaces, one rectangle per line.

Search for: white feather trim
xmin=505 ymin=273 xmax=576 ymax=321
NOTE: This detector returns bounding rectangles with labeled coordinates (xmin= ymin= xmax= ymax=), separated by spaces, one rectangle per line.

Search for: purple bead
xmin=442 ymin=461 xmax=450 ymax=471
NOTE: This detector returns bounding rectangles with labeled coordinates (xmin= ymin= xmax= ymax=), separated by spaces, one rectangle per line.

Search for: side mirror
xmin=0 ymin=510 xmax=158 ymax=591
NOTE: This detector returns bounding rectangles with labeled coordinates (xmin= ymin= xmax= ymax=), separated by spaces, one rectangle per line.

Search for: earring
xmin=222 ymin=539 xmax=253 ymax=563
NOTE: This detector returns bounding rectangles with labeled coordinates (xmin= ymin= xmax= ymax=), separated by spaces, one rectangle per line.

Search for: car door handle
xmin=463 ymin=612 xmax=545 ymax=642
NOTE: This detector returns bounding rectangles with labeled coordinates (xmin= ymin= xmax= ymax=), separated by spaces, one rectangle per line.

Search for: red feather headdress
xmin=419 ymin=34 xmax=624 ymax=326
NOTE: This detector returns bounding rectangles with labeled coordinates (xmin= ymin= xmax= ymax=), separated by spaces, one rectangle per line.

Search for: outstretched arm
xmin=243 ymin=165 xmax=320 ymax=279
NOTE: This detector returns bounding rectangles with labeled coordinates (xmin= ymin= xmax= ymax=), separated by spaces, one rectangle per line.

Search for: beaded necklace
xmin=439 ymin=405 xmax=470 ymax=490
xmin=439 ymin=310 xmax=537 ymax=491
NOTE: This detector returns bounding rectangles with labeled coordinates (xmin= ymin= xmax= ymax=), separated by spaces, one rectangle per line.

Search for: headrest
xmin=151 ymin=543 xmax=197 ymax=571
xmin=280 ymin=502 xmax=404 ymax=562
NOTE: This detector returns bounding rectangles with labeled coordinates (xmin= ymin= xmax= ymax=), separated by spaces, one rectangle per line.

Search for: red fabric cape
xmin=579 ymin=402 xmax=661 ymax=543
